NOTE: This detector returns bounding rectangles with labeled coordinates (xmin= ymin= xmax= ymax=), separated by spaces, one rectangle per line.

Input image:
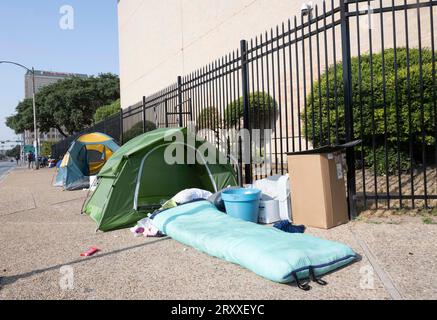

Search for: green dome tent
xmin=83 ymin=128 xmax=238 ymax=231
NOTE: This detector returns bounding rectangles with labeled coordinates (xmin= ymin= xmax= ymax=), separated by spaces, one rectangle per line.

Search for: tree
xmin=94 ymin=99 xmax=121 ymax=123
xmin=41 ymin=141 xmax=56 ymax=157
xmin=6 ymin=73 xmax=120 ymax=137
xmin=6 ymin=99 xmax=35 ymax=134
xmin=6 ymin=145 xmax=20 ymax=158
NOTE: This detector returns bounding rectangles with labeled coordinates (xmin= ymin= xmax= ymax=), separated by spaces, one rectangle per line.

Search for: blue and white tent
xmin=53 ymin=132 xmax=120 ymax=190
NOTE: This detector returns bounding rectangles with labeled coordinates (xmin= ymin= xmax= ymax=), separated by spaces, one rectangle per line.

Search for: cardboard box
xmin=287 ymin=152 xmax=349 ymax=229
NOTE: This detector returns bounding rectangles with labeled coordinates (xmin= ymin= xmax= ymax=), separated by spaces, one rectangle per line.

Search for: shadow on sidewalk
xmin=0 ymin=237 xmax=170 ymax=289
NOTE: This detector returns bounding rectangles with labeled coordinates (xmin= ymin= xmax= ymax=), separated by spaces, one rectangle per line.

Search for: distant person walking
xmin=15 ymin=155 xmax=20 ymax=166
xmin=27 ymin=152 xmax=35 ymax=169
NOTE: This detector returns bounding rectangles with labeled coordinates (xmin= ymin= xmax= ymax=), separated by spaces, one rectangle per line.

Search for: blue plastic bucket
xmin=221 ymin=188 xmax=262 ymax=223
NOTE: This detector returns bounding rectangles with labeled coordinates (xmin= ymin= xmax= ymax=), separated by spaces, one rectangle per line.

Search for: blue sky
xmin=0 ymin=0 xmax=119 ymax=144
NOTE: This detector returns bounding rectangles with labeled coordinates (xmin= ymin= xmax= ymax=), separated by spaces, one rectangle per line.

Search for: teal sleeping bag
xmin=152 ymin=201 xmax=357 ymax=284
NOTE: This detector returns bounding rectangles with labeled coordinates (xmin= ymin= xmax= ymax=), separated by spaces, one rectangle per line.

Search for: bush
xmin=196 ymin=107 xmax=221 ymax=131
xmin=363 ymin=147 xmax=411 ymax=176
xmin=41 ymin=141 xmax=56 ymax=157
xmin=304 ymin=48 xmax=436 ymax=173
xmin=94 ymin=99 xmax=120 ymax=123
xmin=225 ymin=92 xmax=278 ymax=128
xmin=123 ymin=121 xmax=157 ymax=143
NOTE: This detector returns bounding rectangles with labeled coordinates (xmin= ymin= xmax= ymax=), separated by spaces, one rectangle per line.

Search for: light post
xmin=0 ymin=61 xmax=39 ymax=169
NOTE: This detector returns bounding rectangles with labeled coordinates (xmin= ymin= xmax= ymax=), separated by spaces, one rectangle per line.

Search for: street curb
xmin=0 ymin=166 xmax=15 ymax=185
xmin=349 ymin=225 xmax=403 ymax=300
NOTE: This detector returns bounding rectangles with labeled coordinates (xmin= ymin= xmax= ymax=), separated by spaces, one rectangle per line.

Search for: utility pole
xmin=31 ymin=67 xmax=39 ymax=169
xmin=0 ymin=61 xmax=39 ymax=169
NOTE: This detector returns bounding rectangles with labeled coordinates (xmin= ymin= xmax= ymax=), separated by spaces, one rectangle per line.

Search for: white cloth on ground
xmin=172 ymin=188 xmax=213 ymax=205
xmin=130 ymin=188 xmax=212 ymax=238
xmin=130 ymin=217 xmax=162 ymax=237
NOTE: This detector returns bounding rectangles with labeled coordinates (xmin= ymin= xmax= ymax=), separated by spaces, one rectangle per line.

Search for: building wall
xmin=118 ymin=0 xmax=436 ymax=109
xmin=24 ymin=71 xmax=87 ymax=99
xmin=23 ymin=128 xmax=64 ymax=146
xmin=118 ymin=0 xmax=326 ymax=108
xmin=118 ymin=0 xmax=436 ymax=162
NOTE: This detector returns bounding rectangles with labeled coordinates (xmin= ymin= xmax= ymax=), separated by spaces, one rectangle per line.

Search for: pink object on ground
xmin=135 ymin=227 xmax=145 ymax=234
xmin=80 ymin=247 xmax=99 ymax=257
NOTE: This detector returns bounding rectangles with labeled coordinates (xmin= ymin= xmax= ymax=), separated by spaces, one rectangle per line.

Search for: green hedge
xmin=304 ymin=48 xmax=436 ymax=174
xmin=196 ymin=107 xmax=220 ymax=131
xmin=123 ymin=121 xmax=157 ymax=143
xmin=41 ymin=141 xmax=56 ymax=157
xmin=94 ymin=99 xmax=120 ymax=123
xmin=225 ymin=92 xmax=278 ymax=128
xmin=363 ymin=146 xmax=411 ymax=176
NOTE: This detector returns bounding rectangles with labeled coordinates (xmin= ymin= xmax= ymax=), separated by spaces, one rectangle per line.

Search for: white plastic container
xmin=276 ymin=175 xmax=292 ymax=222
xmin=258 ymin=196 xmax=281 ymax=224
xmin=252 ymin=174 xmax=292 ymax=223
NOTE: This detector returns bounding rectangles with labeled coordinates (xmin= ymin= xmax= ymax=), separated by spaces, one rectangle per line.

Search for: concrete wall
xmin=118 ymin=0 xmax=436 ymax=109
xmin=118 ymin=0 xmax=436 ymax=162
xmin=117 ymin=0 xmax=329 ymax=108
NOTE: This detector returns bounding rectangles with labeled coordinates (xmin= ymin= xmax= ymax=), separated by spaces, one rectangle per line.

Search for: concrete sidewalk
xmin=0 ymin=167 xmax=435 ymax=300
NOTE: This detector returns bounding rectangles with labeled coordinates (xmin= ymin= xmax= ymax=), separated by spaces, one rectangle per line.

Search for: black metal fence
xmin=52 ymin=0 xmax=437 ymax=214
xmin=51 ymin=112 xmax=121 ymax=159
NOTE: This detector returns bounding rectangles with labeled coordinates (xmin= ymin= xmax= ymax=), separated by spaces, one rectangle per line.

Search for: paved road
xmin=0 ymin=161 xmax=16 ymax=181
